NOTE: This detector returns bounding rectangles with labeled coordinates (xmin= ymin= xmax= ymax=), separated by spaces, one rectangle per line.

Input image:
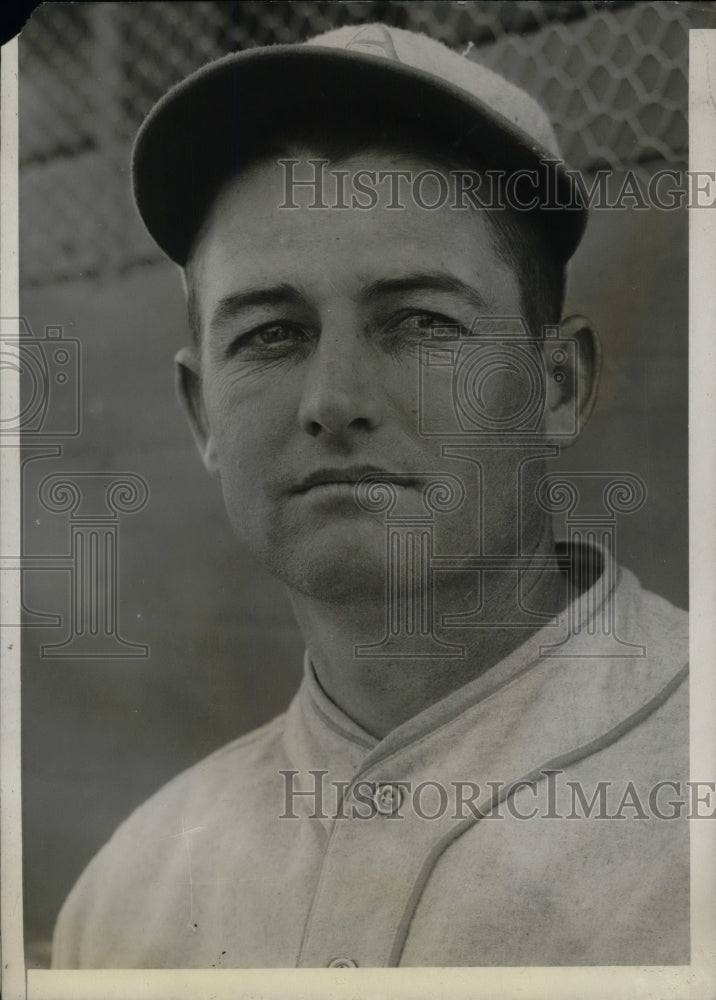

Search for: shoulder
xmin=123 ymin=711 xmax=289 ymax=829
xmin=572 ymin=568 xmax=690 ymax=784
xmin=617 ymin=568 xmax=689 ymax=665
xmin=613 ymin=568 xmax=688 ymax=748
xmin=52 ymin=712 xmax=288 ymax=967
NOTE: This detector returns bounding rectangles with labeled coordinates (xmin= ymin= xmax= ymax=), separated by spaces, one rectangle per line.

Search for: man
xmin=52 ymin=23 xmax=688 ymax=968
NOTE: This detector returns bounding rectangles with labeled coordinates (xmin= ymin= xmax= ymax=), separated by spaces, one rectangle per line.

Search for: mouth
xmin=292 ymin=465 xmax=416 ymax=494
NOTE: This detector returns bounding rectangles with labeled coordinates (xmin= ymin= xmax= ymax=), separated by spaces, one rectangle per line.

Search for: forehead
xmin=188 ymin=150 xmax=519 ymax=318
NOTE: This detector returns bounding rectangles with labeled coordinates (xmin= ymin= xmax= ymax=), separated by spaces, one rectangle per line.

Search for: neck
xmin=289 ymin=530 xmax=568 ymax=739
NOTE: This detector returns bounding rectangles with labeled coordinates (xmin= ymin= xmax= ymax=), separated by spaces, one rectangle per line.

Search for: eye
xmin=385 ymin=310 xmax=465 ymax=343
xmin=227 ymin=322 xmax=311 ymax=357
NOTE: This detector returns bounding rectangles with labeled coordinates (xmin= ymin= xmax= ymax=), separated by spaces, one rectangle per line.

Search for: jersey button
xmin=375 ymin=782 xmax=403 ymax=816
xmin=328 ymin=957 xmax=358 ymax=968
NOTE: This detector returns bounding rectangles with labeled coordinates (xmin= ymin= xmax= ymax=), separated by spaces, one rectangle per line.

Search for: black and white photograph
xmin=2 ymin=2 xmax=716 ymax=997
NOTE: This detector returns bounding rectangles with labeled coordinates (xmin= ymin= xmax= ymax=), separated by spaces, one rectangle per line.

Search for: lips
xmin=292 ymin=465 xmax=414 ymax=494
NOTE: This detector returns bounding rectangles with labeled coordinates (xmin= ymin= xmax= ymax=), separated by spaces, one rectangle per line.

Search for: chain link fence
xmin=19 ymin=0 xmax=715 ymax=286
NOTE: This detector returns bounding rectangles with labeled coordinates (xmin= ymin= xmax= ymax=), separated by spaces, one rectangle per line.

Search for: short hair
xmin=185 ymin=119 xmax=566 ymax=346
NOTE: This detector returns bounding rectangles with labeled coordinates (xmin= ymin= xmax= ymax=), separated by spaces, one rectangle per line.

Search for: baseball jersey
xmin=52 ymin=545 xmax=689 ymax=967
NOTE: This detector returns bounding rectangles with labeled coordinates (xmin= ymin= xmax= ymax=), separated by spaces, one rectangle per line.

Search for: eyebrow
xmin=361 ymin=273 xmax=492 ymax=312
xmin=209 ymin=283 xmax=304 ymax=333
xmin=208 ymin=271 xmax=491 ymax=333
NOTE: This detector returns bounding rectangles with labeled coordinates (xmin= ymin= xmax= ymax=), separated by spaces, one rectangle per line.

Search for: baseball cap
xmin=132 ymin=23 xmax=587 ymax=267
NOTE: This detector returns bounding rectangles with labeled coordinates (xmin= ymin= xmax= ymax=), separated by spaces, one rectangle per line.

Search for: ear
xmin=542 ymin=315 xmax=601 ymax=445
xmin=174 ymin=346 xmax=219 ymax=474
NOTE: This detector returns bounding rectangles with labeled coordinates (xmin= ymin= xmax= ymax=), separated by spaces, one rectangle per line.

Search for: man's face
xmin=183 ymin=151 xmax=552 ymax=601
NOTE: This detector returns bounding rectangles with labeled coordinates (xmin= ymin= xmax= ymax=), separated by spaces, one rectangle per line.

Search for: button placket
xmin=298 ymin=772 xmax=452 ymax=967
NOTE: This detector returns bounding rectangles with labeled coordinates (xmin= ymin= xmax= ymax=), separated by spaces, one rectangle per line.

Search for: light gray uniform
xmin=53 ymin=546 xmax=688 ymax=968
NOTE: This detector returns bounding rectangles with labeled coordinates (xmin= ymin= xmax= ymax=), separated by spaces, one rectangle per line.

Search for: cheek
xmin=428 ymin=347 xmax=548 ymax=435
xmin=203 ymin=373 xmax=295 ymax=478
xmin=381 ymin=356 xmax=424 ymax=425
xmin=474 ymin=366 xmax=539 ymax=423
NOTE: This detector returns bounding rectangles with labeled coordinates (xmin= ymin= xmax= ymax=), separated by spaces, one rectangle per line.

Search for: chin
xmin=264 ymin=529 xmax=389 ymax=603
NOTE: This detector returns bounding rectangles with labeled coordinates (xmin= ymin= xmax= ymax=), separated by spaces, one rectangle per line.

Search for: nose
xmin=297 ymin=323 xmax=384 ymax=439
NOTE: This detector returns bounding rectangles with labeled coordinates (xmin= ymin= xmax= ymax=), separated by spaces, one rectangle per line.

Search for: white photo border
xmin=1 ymin=19 xmax=715 ymax=1000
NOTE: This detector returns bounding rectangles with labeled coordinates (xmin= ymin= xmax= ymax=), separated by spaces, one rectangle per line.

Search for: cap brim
xmin=132 ymin=45 xmax=586 ymax=266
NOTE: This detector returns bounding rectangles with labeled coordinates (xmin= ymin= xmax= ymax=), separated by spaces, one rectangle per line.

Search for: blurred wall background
xmin=19 ymin=0 xmax=707 ymax=966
